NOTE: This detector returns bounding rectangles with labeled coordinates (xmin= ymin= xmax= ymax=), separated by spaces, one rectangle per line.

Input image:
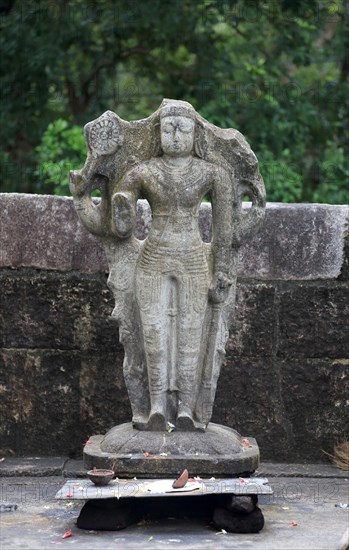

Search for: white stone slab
xmin=56 ymin=477 xmax=273 ymax=500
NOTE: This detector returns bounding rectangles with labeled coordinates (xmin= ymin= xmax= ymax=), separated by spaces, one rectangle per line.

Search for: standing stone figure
xmin=70 ymin=99 xmax=265 ymax=434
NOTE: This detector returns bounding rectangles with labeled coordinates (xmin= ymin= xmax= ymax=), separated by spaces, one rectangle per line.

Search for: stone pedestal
xmin=83 ymin=422 xmax=259 ymax=477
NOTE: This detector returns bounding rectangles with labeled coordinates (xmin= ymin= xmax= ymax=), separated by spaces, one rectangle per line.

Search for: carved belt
xmin=138 ymin=242 xmax=208 ymax=275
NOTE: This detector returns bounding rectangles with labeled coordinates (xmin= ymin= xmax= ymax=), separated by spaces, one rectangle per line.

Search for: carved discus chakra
xmin=89 ymin=115 xmax=122 ymax=155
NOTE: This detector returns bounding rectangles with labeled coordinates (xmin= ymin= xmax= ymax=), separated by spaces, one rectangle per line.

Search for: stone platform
xmin=0 ymin=461 xmax=348 ymax=549
xmin=83 ymin=422 xmax=259 ymax=477
xmin=0 ymin=470 xmax=347 ymax=549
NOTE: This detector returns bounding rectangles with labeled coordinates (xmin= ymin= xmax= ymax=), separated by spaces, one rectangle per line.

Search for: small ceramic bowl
xmin=87 ymin=468 xmax=115 ymax=486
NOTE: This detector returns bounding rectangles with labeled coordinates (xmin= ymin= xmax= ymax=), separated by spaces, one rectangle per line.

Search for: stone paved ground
xmin=0 ymin=462 xmax=348 ymax=549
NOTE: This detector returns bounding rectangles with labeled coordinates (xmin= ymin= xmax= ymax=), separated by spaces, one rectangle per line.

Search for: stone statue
xmin=70 ymin=99 xmax=265 ymax=436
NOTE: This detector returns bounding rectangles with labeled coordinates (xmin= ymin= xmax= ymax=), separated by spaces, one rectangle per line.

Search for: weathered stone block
xmin=225 ymin=494 xmax=257 ymax=514
xmin=213 ymin=506 xmax=265 ymax=533
xmin=212 ymin=356 xmax=292 ymax=461
xmin=0 ymin=348 xmax=80 ymax=455
xmin=277 ymin=283 xmax=349 ymax=358
xmin=228 ymin=283 xmax=275 ymax=357
xmin=77 ymin=499 xmax=141 ymax=530
xmin=238 ymin=203 xmax=348 ymax=280
xmin=0 ymin=348 xmax=130 ymax=456
xmin=280 ymin=358 xmax=349 ymax=461
xmin=0 ymin=270 xmax=118 ymax=351
xmin=0 ymin=193 xmax=107 ymax=272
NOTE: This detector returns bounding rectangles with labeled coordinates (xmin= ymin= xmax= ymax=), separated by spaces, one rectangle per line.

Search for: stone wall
xmin=0 ymin=193 xmax=348 ymax=461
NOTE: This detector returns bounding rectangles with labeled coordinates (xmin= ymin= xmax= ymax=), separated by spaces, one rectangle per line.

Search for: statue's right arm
xmin=69 ymin=167 xmax=110 ymax=237
xmin=70 ymin=160 xmax=143 ymax=239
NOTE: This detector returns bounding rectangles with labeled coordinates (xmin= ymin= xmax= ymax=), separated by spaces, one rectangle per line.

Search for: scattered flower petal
xmin=216 ymin=529 xmax=227 ymax=535
xmin=148 ymin=536 xmax=153 ymax=541
xmin=66 ymin=493 xmax=73 ymax=498
xmin=290 ymin=522 xmax=298 ymax=527
xmin=62 ymin=529 xmax=73 ymax=539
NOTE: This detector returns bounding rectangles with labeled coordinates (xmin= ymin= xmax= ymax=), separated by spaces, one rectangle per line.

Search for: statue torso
xmin=138 ymin=157 xmax=215 ymax=252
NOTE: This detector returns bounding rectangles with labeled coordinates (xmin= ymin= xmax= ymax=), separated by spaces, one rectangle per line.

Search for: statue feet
xmin=146 ymin=411 xmax=167 ymax=431
xmin=176 ymin=405 xmax=200 ymax=431
xmin=133 ymin=397 xmax=206 ymax=432
xmin=146 ymin=395 xmax=167 ymax=431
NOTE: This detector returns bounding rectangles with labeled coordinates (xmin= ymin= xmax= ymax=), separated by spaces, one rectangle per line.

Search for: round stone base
xmin=83 ymin=422 xmax=259 ymax=477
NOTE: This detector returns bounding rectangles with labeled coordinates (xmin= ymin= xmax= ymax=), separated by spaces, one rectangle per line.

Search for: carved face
xmin=160 ymin=116 xmax=195 ymax=156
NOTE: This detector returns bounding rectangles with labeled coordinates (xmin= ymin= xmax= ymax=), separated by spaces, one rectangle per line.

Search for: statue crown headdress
xmin=160 ymin=98 xmax=196 ymax=121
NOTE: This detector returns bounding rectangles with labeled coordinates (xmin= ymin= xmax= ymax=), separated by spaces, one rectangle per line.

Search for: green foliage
xmin=257 ymin=148 xmax=302 ymax=203
xmin=0 ymin=0 xmax=348 ymax=203
xmin=36 ymin=120 xmax=85 ymax=195
xmin=313 ymin=142 xmax=349 ymax=204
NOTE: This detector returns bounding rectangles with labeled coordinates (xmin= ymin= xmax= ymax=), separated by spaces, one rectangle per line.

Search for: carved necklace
xmin=159 ymin=156 xmax=194 ymax=174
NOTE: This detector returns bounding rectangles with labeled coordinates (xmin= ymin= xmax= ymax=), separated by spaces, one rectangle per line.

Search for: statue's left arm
xmin=230 ymin=132 xmax=266 ymax=247
xmin=209 ymin=167 xmax=235 ymax=303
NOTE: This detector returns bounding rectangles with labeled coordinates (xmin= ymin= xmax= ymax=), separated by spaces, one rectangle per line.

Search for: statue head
xmin=160 ymin=99 xmax=196 ymax=157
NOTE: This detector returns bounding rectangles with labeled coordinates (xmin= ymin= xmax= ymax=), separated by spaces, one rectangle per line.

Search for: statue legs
xmin=176 ymin=290 xmax=207 ymax=430
xmin=136 ymin=271 xmax=168 ymax=430
xmin=136 ymin=266 xmax=209 ymax=431
xmin=142 ymin=317 xmax=168 ymax=431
